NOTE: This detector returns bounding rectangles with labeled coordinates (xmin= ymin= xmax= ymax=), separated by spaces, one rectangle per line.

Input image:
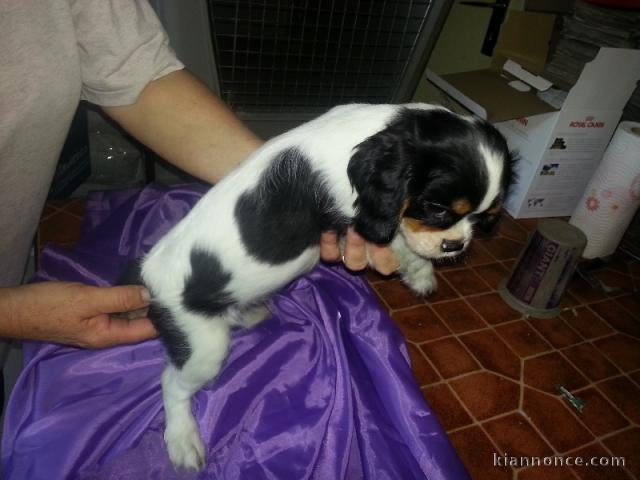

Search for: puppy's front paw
xmin=165 ymin=421 xmax=206 ymax=471
xmin=404 ymin=269 xmax=438 ymax=296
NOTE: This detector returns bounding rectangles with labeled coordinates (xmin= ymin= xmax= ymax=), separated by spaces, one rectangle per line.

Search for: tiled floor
xmin=367 ymin=215 xmax=640 ymax=480
xmin=39 ymin=199 xmax=640 ymax=480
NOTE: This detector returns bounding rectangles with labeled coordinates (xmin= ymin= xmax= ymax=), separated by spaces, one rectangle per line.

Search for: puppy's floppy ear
xmin=347 ymin=127 xmax=411 ymax=244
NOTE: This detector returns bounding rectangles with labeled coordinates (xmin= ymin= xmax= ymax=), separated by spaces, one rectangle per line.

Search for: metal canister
xmin=498 ymin=219 xmax=587 ymax=318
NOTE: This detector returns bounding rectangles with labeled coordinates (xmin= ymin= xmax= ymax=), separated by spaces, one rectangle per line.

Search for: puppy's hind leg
xmin=154 ymin=306 xmax=232 ymax=471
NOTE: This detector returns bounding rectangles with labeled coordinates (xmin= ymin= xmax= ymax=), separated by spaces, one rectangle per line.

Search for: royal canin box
xmin=427 ymin=12 xmax=640 ymax=218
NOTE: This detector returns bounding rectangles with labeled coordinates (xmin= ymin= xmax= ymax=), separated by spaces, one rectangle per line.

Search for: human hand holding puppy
xmin=321 ymin=228 xmax=400 ymax=274
xmin=0 ymin=282 xmax=155 ymax=348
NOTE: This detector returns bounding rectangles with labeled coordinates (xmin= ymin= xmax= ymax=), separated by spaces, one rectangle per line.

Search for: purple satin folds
xmin=2 ymin=184 xmax=469 ymax=480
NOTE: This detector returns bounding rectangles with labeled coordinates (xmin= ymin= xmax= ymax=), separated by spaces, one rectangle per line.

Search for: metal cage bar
xmin=207 ymin=0 xmax=451 ymax=115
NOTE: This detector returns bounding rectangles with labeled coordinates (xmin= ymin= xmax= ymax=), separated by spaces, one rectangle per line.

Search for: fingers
xmin=319 ymin=231 xmax=341 ymax=262
xmin=88 ymin=315 xmax=158 ymax=349
xmin=343 ymin=228 xmax=368 ymax=271
xmin=367 ymin=243 xmax=400 ymax=276
xmin=87 ymin=285 xmax=151 ymax=315
xmin=321 ymin=228 xmax=399 ymax=275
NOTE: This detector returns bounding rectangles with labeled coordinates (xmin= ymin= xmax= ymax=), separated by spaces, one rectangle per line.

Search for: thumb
xmin=87 ymin=285 xmax=151 ymax=315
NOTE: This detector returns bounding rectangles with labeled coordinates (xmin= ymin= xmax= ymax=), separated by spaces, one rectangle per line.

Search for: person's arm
xmin=103 ymin=69 xmax=261 ymax=184
xmin=0 ymin=282 xmax=155 ymax=348
xmin=103 ymin=69 xmax=399 ymax=274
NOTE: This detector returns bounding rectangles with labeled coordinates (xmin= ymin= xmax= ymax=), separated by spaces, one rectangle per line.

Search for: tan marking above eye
xmin=402 ymin=217 xmax=444 ymax=233
xmin=452 ymin=198 xmax=472 ymax=215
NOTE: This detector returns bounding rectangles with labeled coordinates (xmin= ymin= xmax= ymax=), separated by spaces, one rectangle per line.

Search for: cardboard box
xmin=427 ymin=12 xmax=640 ymax=218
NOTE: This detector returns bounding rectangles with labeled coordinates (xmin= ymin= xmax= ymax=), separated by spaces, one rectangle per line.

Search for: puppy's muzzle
xmin=441 ymin=239 xmax=465 ymax=253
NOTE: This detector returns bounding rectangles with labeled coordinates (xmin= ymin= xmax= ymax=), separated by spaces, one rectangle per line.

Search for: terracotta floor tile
xmin=523 ymin=352 xmax=589 ymax=394
xmin=560 ymin=291 xmax=581 ymax=308
xmin=495 ymin=320 xmax=552 ymax=357
xmin=460 ymin=329 xmax=521 ymax=380
xmin=483 ymin=412 xmax=553 ymax=457
xmin=562 ymin=343 xmax=620 ymax=382
xmin=63 ymin=198 xmax=86 ymax=218
xmin=606 ymin=251 xmax=634 ymax=275
xmin=561 ymin=307 xmax=614 ymax=340
xmin=630 ymin=261 xmax=640 ymax=278
xmin=442 ymin=268 xmax=492 ymax=296
xmin=423 ymin=273 xmax=460 ymax=304
xmin=514 ymin=217 xmax=539 ymax=232
xmin=518 ymin=466 xmax=580 ymax=480
xmin=38 ymin=210 xmax=83 ymax=247
xmin=472 ymin=262 xmax=510 ymax=290
xmin=591 ymin=269 xmax=634 ymax=292
xmin=421 ymin=383 xmax=473 ymax=431
xmin=450 ymin=371 xmax=519 ymax=422
xmin=420 ymin=337 xmax=480 ymax=379
xmin=41 ymin=203 xmax=60 ymax=220
xmin=449 ymin=426 xmax=512 ymax=480
xmin=615 ymin=294 xmax=640 ymax=317
xmin=572 ymin=387 xmax=628 ymax=437
xmin=45 ymin=198 xmax=72 ymax=209
xmin=529 ymin=317 xmax=583 ymax=349
xmin=373 ymin=279 xmax=424 ymax=310
xmin=523 ymin=388 xmax=594 ymax=453
xmin=496 ymin=215 xmax=530 ymax=242
xmin=407 ymin=343 xmax=440 ymax=386
xmin=363 ymin=268 xmax=397 ymax=284
xmin=432 ymin=299 xmax=486 ymax=334
xmin=570 ymin=442 xmax=632 ymax=480
xmin=392 ymin=306 xmax=450 ymax=343
xmin=463 ymin=241 xmax=496 ymax=267
xmin=478 ymin=237 xmax=525 ymax=261
xmin=566 ymin=275 xmax=610 ymax=305
xmin=596 ymin=376 xmax=640 ymax=424
xmin=502 ymin=259 xmax=517 ymax=271
xmin=467 ymin=292 xmax=522 ymax=325
xmin=593 ymin=335 xmax=640 ymax=372
xmin=590 ymin=300 xmax=640 ymax=339
xmin=602 ymin=427 xmax=640 ymax=480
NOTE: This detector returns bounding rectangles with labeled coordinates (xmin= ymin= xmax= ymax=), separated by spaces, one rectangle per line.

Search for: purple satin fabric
xmin=2 ymin=184 xmax=469 ymax=480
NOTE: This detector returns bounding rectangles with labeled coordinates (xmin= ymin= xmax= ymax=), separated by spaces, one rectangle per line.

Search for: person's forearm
xmin=103 ymin=69 xmax=263 ymax=184
xmin=0 ymin=287 xmax=21 ymax=339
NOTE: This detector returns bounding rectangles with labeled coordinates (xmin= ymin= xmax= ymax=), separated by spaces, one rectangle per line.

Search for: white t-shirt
xmin=0 ymin=0 xmax=184 ymax=287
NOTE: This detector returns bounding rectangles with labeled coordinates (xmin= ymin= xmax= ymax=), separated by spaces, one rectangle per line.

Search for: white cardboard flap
xmin=503 ymin=60 xmax=553 ymax=91
xmin=426 ymin=69 xmax=488 ymax=119
xmin=564 ymin=48 xmax=640 ymax=110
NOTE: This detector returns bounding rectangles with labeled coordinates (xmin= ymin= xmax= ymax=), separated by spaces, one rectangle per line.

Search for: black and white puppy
xmin=140 ymin=103 xmax=514 ymax=469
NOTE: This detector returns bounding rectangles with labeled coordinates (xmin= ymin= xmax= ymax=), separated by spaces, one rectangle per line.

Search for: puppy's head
xmin=348 ymin=106 xmax=515 ymax=260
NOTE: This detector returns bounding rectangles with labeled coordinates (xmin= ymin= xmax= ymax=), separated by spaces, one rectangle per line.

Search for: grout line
xmin=591 ymin=376 xmax=640 ymax=429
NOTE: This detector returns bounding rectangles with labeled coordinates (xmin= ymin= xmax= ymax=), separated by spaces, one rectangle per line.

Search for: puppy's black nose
xmin=441 ymin=239 xmax=464 ymax=253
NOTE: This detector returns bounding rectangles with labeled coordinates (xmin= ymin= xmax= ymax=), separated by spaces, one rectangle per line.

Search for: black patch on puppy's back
xmin=182 ymin=248 xmax=235 ymax=316
xmin=148 ymin=302 xmax=191 ymax=368
xmin=235 ymin=147 xmax=347 ymax=264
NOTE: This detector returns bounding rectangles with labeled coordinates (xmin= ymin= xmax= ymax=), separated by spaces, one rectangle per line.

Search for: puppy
xmin=139 ymin=103 xmax=514 ymax=469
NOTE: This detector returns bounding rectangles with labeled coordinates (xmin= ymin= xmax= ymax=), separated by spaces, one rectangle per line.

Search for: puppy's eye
xmin=424 ymin=202 xmax=449 ymax=218
xmin=423 ymin=202 xmax=454 ymax=226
